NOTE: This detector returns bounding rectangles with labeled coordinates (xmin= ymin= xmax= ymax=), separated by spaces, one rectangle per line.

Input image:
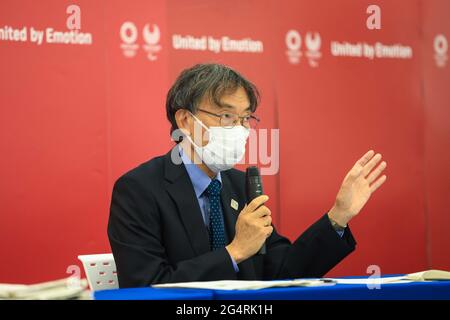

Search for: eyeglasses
xmin=196 ymin=108 xmax=260 ymax=129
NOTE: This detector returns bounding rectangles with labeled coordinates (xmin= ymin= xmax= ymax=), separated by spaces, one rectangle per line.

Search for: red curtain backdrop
xmin=0 ymin=0 xmax=449 ymax=283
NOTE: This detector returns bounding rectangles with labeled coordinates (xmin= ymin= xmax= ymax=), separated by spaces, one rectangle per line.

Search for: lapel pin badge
xmin=230 ymin=199 xmax=239 ymax=211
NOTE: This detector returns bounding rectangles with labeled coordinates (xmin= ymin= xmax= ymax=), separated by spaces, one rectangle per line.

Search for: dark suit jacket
xmin=108 ymin=149 xmax=357 ymax=288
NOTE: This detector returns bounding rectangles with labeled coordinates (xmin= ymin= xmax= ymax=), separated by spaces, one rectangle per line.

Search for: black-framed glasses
xmin=196 ymin=108 xmax=260 ymax=129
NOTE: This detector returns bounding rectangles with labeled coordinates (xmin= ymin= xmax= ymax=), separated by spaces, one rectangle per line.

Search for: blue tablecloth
xmin=94 ymin=287 xmax=213 ymax=300
xmin=94 ymin=277 xmax=450 ymax=300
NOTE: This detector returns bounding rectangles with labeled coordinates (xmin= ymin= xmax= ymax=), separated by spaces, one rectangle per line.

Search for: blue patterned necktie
xmin=205 ymin=179 xmax=226 ymax=250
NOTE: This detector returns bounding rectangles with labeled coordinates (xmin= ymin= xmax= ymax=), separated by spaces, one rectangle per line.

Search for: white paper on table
xmin=153 ymin=279 xmax=336 ymax=291
xmin=327 ymin=276 xmax=412 ymax=285
xmin=153 ymin=270 xmax=450 ymax=290
xmin=0 ymin=278 xmax=88 ymax=299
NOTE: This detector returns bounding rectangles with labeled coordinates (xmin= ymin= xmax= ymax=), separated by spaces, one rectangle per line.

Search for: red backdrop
xmin=0 ymin=0 xmax=449 ymax=284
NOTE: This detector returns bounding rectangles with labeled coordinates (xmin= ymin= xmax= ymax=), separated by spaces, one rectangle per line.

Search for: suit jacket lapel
xmin=164 ymin=149 xmax=259 ymax=280
xmin=163 ymin=150 xmax=211 ymax=256
xmin=220 ymin=172 xmax=240 ymax=242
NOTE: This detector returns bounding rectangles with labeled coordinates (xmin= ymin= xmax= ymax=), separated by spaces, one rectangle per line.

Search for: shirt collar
xmin=178 ymin=145 xmax=222 ymax=198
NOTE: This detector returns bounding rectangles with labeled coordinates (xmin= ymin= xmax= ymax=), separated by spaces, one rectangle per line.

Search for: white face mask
xmin=186 ymin=112 xmax=250 ymax=173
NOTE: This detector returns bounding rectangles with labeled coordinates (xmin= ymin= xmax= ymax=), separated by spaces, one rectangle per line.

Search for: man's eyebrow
xmin=219 ymin=102 xmax=252 ymax=112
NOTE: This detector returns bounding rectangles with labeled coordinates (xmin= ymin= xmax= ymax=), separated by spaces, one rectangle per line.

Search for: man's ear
xmin=174 ymin=109 xmax=192 ymax=136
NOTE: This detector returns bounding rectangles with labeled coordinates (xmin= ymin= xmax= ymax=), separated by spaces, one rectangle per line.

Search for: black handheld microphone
xmin=245 ymin=166 xmax=267 ymax=255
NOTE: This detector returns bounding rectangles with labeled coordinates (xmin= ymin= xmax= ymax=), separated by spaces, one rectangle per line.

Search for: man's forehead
xmin=202 ymin=92 xmax=251 ymax=111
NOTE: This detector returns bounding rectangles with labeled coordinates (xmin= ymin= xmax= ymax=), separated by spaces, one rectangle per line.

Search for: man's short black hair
xmin=166 ymin=63 xmax=260 ymax=138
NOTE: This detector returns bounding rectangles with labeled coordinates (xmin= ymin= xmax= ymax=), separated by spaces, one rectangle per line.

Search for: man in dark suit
xmin=108 ymin=63 xmax=387 ymax=288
